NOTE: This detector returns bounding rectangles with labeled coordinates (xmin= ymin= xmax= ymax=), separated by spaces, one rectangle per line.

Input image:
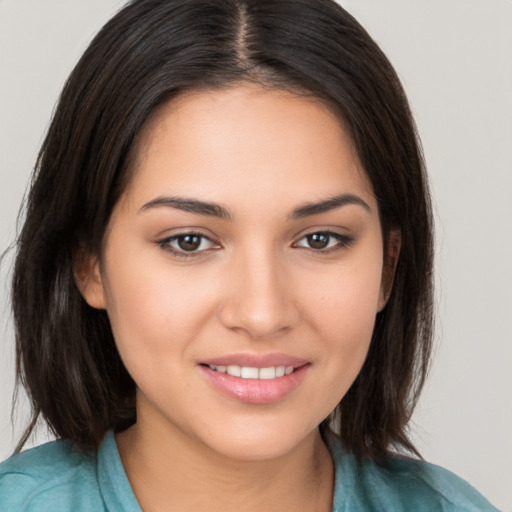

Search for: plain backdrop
xmin=1 ymin=1 xmax=511 ymax=510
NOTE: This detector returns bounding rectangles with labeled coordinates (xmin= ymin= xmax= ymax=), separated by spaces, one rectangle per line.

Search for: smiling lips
xmin=207 ymin=364 xmax=295 ymax=379
xmin=199 ymin=354 xmax=310 ymax=404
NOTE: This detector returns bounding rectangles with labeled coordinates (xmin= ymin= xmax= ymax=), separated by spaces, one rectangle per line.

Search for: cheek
xmin=304 ymin=251 xmax=383 ymax=379
xmin=311 ymin=250 xmax=383 ymax=327
xmin=100 ymin=253 xmax=218 ymax=375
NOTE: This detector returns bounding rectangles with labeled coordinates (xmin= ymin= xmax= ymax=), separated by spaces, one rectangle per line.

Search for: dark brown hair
xmin=12 ymin=0 xmax=433 ymax=459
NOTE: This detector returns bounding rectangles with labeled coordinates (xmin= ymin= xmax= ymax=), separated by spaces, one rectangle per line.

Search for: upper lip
xmin=199 ymin=353 xmax=309 ymax=368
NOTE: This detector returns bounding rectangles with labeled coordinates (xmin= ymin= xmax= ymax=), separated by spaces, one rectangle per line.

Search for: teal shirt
xmin=0 ymin=431 xmax=501 ymax=511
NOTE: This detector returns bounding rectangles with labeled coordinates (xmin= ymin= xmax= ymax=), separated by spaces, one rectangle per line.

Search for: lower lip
xmin=199 ymin=364 xmax=309 ymax=404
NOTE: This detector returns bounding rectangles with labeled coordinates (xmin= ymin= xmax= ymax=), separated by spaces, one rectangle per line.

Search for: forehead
xmin=123 ymin=84 xmax=375 ymax=212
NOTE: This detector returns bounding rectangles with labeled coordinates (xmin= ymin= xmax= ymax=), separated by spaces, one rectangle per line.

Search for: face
xmin=80 ymin=84 xmax=393 ymax=462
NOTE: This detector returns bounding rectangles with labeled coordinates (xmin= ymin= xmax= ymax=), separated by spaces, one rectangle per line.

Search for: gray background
xmin=1 ymin=1 xmax=511 ymax=510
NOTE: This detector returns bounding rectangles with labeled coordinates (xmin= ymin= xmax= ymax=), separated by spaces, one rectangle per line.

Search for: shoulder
xmin=372 ymin=455 xmax=500 ymax=512
xmin=328 ymin=437 xmax=501 ymax=512
xmin=0 ymin=439 xmax=104 ymax=512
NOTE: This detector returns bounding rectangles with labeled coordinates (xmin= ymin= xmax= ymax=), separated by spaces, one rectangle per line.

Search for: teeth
xmin=226 ymin=365 xmax=241 ymax=377
xmin=259 ymin=367 xmax=276 ymax=380
xmin=240 ymin=367 xmax=259 ymax=379
xmin=209 ymin=365 xmax=295 ymax=379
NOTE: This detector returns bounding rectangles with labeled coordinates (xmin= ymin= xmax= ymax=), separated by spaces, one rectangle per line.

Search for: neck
xmin=116 ymin=417 xmax=334 ymax=512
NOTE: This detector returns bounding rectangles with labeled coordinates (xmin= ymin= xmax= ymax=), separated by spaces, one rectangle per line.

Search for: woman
xmin=0 ymin=0 xmax=501 ymax=510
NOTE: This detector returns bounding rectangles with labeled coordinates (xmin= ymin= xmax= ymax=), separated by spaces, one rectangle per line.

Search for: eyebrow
xmin=140 ymin=196 xmax=232 ymax=219
xmin=290 ymin=193 xmax=371 ymax=219
xmin=139 ymin=193 xmax=370 ymax=220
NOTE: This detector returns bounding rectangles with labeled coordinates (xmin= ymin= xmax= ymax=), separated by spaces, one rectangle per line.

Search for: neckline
xmin=97 ymin=431 xmax=143 ymax=512
xmin=97 ymin=429 xmax=350 ymax=512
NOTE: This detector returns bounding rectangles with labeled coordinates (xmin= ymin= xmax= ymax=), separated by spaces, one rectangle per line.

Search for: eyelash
xmin=157 ymin=232 xmax=219 ymax=260
xmin=157 ymin=230 xmax=354 ymax=259
xmin=292 ymin=231 xmax=355 ymax=253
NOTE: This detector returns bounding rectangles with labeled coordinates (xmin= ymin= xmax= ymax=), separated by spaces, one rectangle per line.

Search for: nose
xmin=218 ymin=247 xmax=299 ymax=339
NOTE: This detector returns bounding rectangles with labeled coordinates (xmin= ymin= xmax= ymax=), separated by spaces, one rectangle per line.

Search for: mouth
xmin=204 ymin=364 xmax=296 ymax=380
xmin=198 ymin=355 xmax=310 ymax=404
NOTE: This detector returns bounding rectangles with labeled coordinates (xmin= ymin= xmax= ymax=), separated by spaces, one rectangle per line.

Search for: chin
xmin=195 ymin=419 xmax=321 ymax=463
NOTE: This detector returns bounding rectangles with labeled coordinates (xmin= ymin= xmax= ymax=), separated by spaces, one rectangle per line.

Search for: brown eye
xmin=158 ymin=232 xmax=217 ymax=255
xmin=294 ymin=231 xmax=355 ymax=252
xmin=306 ymin=233 xmax=330 ymax=249
xmin=177 ymin=234 xmax=202 ymax=251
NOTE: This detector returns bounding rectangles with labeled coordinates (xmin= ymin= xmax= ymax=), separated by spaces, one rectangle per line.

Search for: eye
xmin=158 ymin=232 xmax=218 ymax=255
xmin=293 ymin=231 xmax=354 ymax=251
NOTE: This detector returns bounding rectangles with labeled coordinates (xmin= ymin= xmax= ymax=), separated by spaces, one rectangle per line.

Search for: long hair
xmin=12 ymin=0 xmax=433 ymax=459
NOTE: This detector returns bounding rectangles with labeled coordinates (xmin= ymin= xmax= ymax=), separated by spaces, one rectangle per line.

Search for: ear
xmin=74 ymin=249 xmax=107 ymax=309
xmin=377 ymin=230 xmax=401 ymax=312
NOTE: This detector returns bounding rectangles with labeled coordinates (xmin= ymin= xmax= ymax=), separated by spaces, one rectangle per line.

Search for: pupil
xmin=178 ymin=235 xmax=201 ymax=251
xmin=308 ymin=233 xmax=329 ymax=249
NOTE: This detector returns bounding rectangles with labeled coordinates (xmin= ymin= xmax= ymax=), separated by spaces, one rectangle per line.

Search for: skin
xmin=78 ymin=84 xmax=398 ymax=511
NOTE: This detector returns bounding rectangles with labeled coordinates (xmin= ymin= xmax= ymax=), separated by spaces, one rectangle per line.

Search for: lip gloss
xmin=199 ymin=362 xmax=309 ymax=404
